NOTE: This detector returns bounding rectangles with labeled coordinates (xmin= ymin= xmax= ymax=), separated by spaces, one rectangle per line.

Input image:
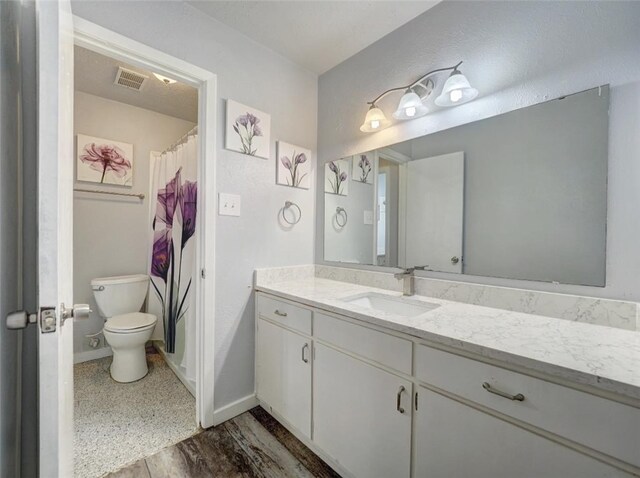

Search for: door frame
xmin=73 ymin=16 xmax=217 ymax=428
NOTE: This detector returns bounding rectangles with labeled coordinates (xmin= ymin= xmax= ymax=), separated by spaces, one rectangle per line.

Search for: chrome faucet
xmin=393 ymin=266 xmax=428 ymax=296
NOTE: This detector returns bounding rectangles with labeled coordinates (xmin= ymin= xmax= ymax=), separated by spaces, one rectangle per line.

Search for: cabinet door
xmin=314 ymin=343 xmax=412 ymax=478
xmin=414 ymin=386 xmax=630 ymax=478
xmin=256 ymin=318 xmax=311 ymax=438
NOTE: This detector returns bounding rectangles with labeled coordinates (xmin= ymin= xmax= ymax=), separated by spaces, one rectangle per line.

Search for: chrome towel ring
xmin=336 ymin=207 xmax=348 ymax=228
xmin=282 ymin=200 xmax=302 ymax=225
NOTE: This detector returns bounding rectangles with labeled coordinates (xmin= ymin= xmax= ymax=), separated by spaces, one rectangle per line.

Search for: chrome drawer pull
xmin=274 ymin=309 xmax=288 ymax=317
xmin=302 ymin=343 xmax=309 ymax=363
xmin=482 ymin=382 xmax=525 ymax=401
xmin=396 ymin=385 xmax=406 ymax=414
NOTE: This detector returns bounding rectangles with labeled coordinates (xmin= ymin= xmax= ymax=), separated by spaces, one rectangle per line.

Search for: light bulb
xmin=435 ymin=69 xmax=478 ymax=107
xmin=153 ymin=73 xmax=177 ymax=85
xmin=393 ymin=90 xmax=428 ymax=120
xmin=370 ymin=120 xmax=380 ymax=129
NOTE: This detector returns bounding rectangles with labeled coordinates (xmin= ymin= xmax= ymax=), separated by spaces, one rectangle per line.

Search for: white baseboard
xmin=213 ymin=393 xmax=258 ymax=426
xmin=74 ymin=346 xmax=112 ymax=364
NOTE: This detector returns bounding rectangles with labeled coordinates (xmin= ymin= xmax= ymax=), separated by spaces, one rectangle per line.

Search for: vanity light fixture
xmin=360 ymin=105 xmax=391 ymax=133
xmin=434 ymin=66 xmax=478 ymax=107
xmin=360 ymin=61 xmax=477 ymax=133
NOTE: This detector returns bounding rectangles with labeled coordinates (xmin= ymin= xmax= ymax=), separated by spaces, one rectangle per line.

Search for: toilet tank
xmin=91 ymin=274 xmax=149 ymax=318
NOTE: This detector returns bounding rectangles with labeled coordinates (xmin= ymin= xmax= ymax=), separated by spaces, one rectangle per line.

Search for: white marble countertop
xmin=256 ymin=277 xmax=640 ymax=402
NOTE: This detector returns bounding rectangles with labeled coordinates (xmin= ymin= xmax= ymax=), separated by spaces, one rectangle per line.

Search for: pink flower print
xmin=80 ymin=143 xmax=131 ymax=183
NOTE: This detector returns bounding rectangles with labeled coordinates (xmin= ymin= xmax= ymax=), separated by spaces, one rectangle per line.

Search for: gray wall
xmin=324 ymin=172 xmax=375 ymax=264
xmin=71 ymin=1 xmax=318 ymax=409
xmin=408 ymin=87 xmax=608 ymax=286
xmin=73 ymin=91 xmax=196 ymax=354
xmin=1 ymin=2 xmax=22 ymax=476
xmin=317 ymin=0 xmax=640 ymax=301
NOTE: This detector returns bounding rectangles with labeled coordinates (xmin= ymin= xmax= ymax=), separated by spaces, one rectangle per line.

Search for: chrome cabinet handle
xmin=482 ymin=382 xmax=525 ymax=402
xmin=396 ymin=385 xmax=406 ymax=414
xmin=302 ymin=343 xmax=309 ymax=363
xmin=450 ymin=256 xmax=460 ymax=264
xmin=274 ymin=309 xmax=288 ymax=317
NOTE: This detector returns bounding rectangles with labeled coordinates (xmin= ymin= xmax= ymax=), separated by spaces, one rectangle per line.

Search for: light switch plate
xmin=219 ymin=193 xmax=241 ymax=216
xmin=364 ymin=210 xmax=374 ymax=225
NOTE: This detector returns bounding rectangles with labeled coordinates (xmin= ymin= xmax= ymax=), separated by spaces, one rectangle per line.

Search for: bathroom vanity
xmin=254 ymin=268 xmax=639 ymax=478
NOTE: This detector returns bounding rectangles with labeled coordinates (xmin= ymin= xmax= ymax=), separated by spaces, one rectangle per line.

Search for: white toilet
xmin=91 ymin=274 xmax=158 ymax=383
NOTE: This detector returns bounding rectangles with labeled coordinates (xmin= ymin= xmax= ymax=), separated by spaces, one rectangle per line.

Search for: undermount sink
xmin=341 ymin=292 xmax=439 ymax=318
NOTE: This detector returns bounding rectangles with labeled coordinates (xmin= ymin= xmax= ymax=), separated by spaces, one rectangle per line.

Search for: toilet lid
xmin=105 ymin=312 xmax=157 ymax=332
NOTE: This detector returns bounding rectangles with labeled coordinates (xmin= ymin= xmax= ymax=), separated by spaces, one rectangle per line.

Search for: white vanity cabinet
xmin=314 ymin=343 xmax=412 ymax=478
xmin=255 ymin=296 xmax=312 ymax=438
xmin=414 ymin=386 xmax=628 ymax=478
xmin=254 ymin=292 xmax=639 ymax=478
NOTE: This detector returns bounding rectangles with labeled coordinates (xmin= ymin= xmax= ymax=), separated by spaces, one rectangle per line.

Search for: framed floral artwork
xmin=324 ymin=159 xmax=350 ymax=196
xmin=225 ymin=99 xmax=271 ymax=159
xmin=276 ymin=141 xmax=311 ymax=189
xmin=353 ymin=151 xmax=374 ymax=184
xmin=76 ymin=134 xmax=134 ymax=186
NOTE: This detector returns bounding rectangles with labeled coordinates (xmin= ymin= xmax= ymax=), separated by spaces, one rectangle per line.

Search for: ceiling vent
xmin=114 ymin=67 xmax=148 ymax=91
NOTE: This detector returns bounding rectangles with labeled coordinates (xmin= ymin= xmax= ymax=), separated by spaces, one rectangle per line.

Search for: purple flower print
xmin=327 ymin=160 xmax=347 ymax=195
xmin=280 ymin=151 xmax=308 ymax=188
xmin=150 ymin=229 xmax=172 ymax=282
xmin=281 ymin=156 xmax=292 ymax=170
xmin=233 ymin=112 xmax=263 ymax=156
xmin=357 ymin=154 xmax=372 ymax=183
xmin=150 ymin=168 xmax=199 ymax=353
xmin=179 ymin=181 xmax=197 ymax=248
xmin=80 ymin=143 xmax=131 ymax=183
xmin=155 ymin=168 xmax=182 ymax=228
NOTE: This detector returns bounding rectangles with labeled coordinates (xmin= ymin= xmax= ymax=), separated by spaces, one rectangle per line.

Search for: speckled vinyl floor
xmin=74 ymin=350 xmax=199 ymax=478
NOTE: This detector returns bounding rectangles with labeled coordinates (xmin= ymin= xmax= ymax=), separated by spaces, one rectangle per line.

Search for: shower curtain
xmin=148 ymin=128 xmax=198 ymax=383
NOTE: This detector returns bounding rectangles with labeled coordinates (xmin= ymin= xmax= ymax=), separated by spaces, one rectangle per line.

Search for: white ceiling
xmin=187 ymin=1 xmax=440 ymax=74
xmin=74 ymin=46 xmax=198 ymax=122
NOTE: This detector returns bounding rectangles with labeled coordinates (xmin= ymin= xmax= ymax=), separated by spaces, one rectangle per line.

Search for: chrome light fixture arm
xmin=366 ymin=61 xmax=463 ymax=106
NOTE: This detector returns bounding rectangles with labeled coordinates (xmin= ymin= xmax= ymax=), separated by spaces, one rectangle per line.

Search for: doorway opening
xmin=70 ymin=18 xmax=216 ymax=477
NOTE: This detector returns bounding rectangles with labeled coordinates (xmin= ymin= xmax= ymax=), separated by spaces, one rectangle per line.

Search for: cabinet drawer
xmin=416 ymin=345 xmax=640 ymax=468
xmin=257 ymin=294 xmax=311 ymax=335
xmin=315 ymin=312 xmax=412 ymax=375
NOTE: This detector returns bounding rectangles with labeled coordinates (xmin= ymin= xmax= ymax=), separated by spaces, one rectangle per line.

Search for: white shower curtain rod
xmin=162 ymin=125 xmax=198 ymax=154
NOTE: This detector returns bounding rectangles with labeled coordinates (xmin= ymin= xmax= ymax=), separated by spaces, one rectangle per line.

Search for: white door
xmin=37 ymin=0 xmax=75 ymax=475
xmin=313 ymin=343 xmax=412 ymax=478
xmin=403 ymin=151 xmax=464 ymax=273
xmin=414 ymin=386 xmax=628 ymax=478
xmin=256 ymin=318 xmax=312 ymax=438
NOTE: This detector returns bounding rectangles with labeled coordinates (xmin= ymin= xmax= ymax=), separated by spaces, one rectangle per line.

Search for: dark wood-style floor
xmin=105 ymin=407 xmax=341 ymax=478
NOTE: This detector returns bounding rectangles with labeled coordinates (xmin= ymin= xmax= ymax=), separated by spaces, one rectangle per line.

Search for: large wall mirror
xmin=323 ymin=86 xmax=609 ymax=287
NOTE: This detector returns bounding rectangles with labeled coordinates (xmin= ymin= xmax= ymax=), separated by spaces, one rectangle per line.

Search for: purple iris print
xmin=179 ymin=180 xmax=197 ymax=248
xmin=280 ymin=151 xmax=308 ymax=188
xmin=155 ymin=168 xmax=182 ymax=228
xmin=150 ymin=229 xmax=172 ymax=282
xmin=327 ymin=160 xmax=347 ymax=195
xmin=357 ymin=154 xmax=372 ymax=183
xmin=150 ymin=167 xmax=198 ymax=353
xmin=233 ymin=112 xmax=263 ymax=156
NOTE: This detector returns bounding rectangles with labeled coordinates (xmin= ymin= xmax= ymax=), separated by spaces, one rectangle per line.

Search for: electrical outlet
xmin=219 ymin=193 xmax=241 ymax=216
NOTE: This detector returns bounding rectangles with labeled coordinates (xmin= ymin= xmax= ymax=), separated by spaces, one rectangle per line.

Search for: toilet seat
xmin=104 ymin=312 xmax=157 ymax=333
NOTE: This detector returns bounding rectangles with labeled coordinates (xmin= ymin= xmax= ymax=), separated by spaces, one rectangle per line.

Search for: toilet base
xmin=110 ymin=345 xmax=149 ymax=383
xmin=103 ymin=323 xmax=155 ymax=383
